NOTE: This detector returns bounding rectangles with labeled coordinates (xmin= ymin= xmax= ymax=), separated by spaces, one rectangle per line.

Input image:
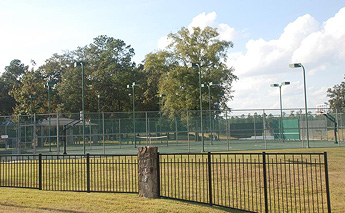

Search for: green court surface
xmin=15 ymin=139 xmax=344 ymax=155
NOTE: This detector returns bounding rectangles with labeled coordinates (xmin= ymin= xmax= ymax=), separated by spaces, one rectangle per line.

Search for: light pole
xmin=127 ymin=82 xmax=140 ymax=147
xmin=97 ymin=94 xmax=104 ymax=114
xmin=270 ymin=82 xmax=290 ymax=141
xmin=74 ymin=61 xmax=86 ymax=154
xmin=188 ymin=62 xmax=205 ymax=152
xmin=29 ymin=94 xmax=36 ymax=152
xmin=289 ymin=63 xmax=309 ymax=148
xmin=45 ymin=81 xmax=55 ymax=152
xmin=97 ymin=94 xmax=104 ymax=143
xmin=202 ymin=82 xmax=218 ymax=145
xmin=158 ymin=94 xmax=166 ymax=137
xmin=29 ymin=94 xmax=36 ymax=120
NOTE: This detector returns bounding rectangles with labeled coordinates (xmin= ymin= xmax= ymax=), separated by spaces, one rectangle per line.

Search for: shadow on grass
xmin=159 ymin=197 xmax=249 ymax=212
xmin=0 ymin=202 xmax=83 ymax=213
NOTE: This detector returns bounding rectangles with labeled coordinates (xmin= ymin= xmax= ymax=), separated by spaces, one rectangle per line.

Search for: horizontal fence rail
xmin=0 ymin=154 xmax=138 ymax=193
xmin=159 ymin=152 xmax=331 ymax=213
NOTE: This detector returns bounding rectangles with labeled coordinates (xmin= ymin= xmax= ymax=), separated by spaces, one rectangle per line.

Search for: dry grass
xmin=0 ymin=187 xmax=236 ymax=213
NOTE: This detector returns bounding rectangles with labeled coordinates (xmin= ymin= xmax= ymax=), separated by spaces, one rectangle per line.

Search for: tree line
xmin=0 ymin=27 xmax=238 ymax=116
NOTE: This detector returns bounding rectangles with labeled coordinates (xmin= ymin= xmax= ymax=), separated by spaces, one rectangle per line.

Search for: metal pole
xmin=146 ymin=112 xmax=148 ymax=145
xmin=226 ymin=110 xmax=229 ymax=151
xmin=17 ymin=115 xmax=21 ymax=154
xmin=254 ymin=113 xmax=257 ymax=142
xmin=48 ymin=86 xmax=51 ymax=152
xmin=133 ymin=85 xmax=136 ymax=147
xmin=263 ymin=109 xmax=267 ymax=150
xmin=56 ymin=112 xmax=60 ymax=154
xmin=302 ymin=65 xmax=310 ymax=148
xmin=208 ymin=85 xmax=212 ymax=145
xmin=102 ymin=112 xmax=105 ymax=154
xmin=187 ymin=110 xmax=190 ymax=153
xmin=279 ymin=85 xmax=283 ymax=141
xmin=198 ymin=65 xmax=204 ymax=152
xmin=81 ymin=63 xmax=86 ymax=154
xmin=33 ymin=113 xmax=36 ymax=154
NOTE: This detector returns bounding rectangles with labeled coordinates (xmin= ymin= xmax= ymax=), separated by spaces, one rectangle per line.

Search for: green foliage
xmin=0 ymin=60 xmax=28 ymax=115
xmin=143 ymin=27 xmax=237 ymax=118
xmin=327 ymin=83 xmax=345 ymax=111
xmin=10 ymin=69 xmax=46 ymax=115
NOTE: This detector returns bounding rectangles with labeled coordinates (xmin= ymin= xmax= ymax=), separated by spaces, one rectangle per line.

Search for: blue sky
xmin=1 ymin=0 xmax=345 ymax=112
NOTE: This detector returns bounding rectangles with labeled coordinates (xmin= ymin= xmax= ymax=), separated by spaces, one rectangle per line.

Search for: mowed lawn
xmin=0 ymin=147 xmax=343 ymax=213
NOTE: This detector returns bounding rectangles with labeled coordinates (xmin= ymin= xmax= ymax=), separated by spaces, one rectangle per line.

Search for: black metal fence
xmin=0 ymin=152 xmax=331 ymax=212
xmin=0 ymin=154 xmax=138 ymax=193
xmin=159 ymin=152 xmax=331 ymax=213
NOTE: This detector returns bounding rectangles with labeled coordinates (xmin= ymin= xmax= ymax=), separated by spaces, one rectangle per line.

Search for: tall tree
xmin=154 ymin=26 xmax=237 ymax=117
xmin=140 ymin=51 xmax=176 ymax=111
xmin=10 ymin=69 xmax=46 ymax=115
xmin=0 ymin=59 xmax=28 ymax=115
xmin=57 ymin=35 xmax=138 ymax=113
xmin=327 ymin=83 xmax=345 ymax=111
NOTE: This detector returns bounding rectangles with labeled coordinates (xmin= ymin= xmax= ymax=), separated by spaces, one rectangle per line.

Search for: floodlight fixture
xmin=289 ymin=62 xmax=309 ymax=147
xmin=270 ymin=84 xmax=279 ymax=87
xmin=289 ymin=63 xmax=302 ymax=68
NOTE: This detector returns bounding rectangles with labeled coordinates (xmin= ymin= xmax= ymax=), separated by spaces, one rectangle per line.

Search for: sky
xmin=1 ymin=0 xmax=345 ymax=112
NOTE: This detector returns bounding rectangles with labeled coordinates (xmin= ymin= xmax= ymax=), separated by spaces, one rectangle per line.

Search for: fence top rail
xmin=0 ymin=152 xmax=325 ymax=158
xmin=0 ymin=154 xmax=138 ymax=157
xmin=158 ymin=152 xmax=326 ymax=156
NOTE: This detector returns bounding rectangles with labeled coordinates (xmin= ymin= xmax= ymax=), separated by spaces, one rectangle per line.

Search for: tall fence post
xmin=208 ymin=152 xmax=213 ymax=205
xmin=262 ymin=152 xmax=268 ymax=213
xmin=157 ymin=152 xmax=160 ymax=197
xmin=86 ymin=153 xmax=90 ymax=193
xmin=38 ymin=154 xmax=42 ymax=190
xmin=138 ymin=146 xmax=159 ymax=198
xmin=324 ymin=152 xmax=332 ymax=213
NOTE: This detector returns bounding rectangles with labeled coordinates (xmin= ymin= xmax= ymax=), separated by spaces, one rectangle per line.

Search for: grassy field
xmin=0 ymin=147 xmax=343 ymax=212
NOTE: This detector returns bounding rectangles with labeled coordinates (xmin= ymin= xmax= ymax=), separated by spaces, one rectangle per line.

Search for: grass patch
xmin=0 ymin=188 xmax=237 ymax=212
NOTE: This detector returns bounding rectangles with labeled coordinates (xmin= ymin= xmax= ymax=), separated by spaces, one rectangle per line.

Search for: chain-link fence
xmin=1 ymin=108 xmax=344 ymax=154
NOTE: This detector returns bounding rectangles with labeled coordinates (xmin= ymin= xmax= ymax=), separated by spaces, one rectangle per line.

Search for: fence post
xmin=38 ymin=154 xmax=42 ymax=190
xmin=157 ymin=152 xmax=160 ymax=197
xmin=262 ymin=152 xmax=268 ymax=213
xmin=208 ymin=152 xmax=213 ymax=205
xmin=324 ymin=152 xmax=332 ymax=213
xmin=86 ymin=153 xmax=90 ymax=193
xmin=138 ymin=146 xmax=159 ymax=198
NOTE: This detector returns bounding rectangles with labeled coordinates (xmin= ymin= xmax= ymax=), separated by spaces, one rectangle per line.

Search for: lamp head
xmin=74 ymin=62 xmax=81 ymax=67
xmin=188 ymin=62 xmax=200 ymax=68
xmin=98 ymin=94 xmax=104 ymax=98
xmin=281 ymin=82 xmax=290 ymax=85
xmin=270 ymin=84 xmax=279 ymax=87
xmin=289 ymin=63 xmax=302 ymax=68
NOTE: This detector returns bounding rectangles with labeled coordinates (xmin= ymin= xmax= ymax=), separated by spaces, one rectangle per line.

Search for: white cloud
xmin=188 ymin=12 xmax=238 ymax=41
xmin=157 ymin=36 xmax=171 ymax=50
xmin=292 ymin=8 xmax=345 ymax=67
xmin=228 ymin=7 xmax=345 ymax=110
xmin=157 ymin=11 xmax=239 ymax=50
xmin=188 ymin=12 xmax=217 ymax=31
